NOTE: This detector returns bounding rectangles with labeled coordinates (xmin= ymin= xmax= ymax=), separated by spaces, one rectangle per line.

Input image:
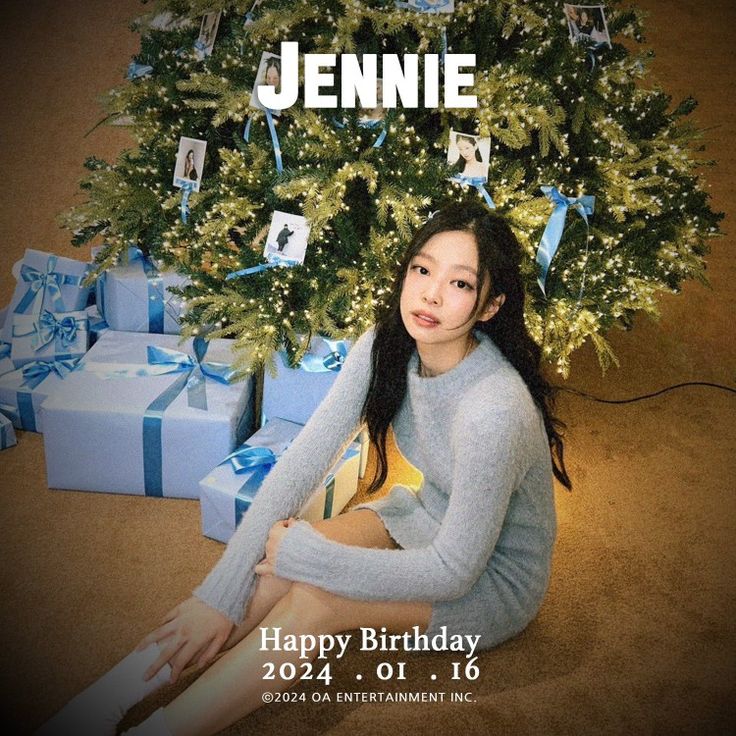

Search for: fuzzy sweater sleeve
xmin=273 ymin=387 xmax=533 ymax=602
xmin=192 ymin=326 xmax=376 ymax=623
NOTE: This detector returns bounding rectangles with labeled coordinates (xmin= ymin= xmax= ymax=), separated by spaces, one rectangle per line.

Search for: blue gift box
xmin=42 ymin=330 xmax=255 ymax=499
xmin=85 ymin=305 xmax=109 ymax=347
xmin=10 ymin=309 xmax=89 ymax=369
xmin=95 ymin=248 xmax=189 ymax=334
xmin=1 ymin=249 xmax=92 ymax=344
xmin=0 ymin=358 xmax=78 ymax=433
xmin=0 ymin=409 xmax=17 ymax=450
xmin=262 ymin=334 xmax=354 ymax=427
xmin=199 ymin=417 xmax=362 ymax=543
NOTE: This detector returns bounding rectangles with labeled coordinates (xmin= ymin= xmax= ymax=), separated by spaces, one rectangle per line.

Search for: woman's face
xmin=265 ymin=65 xmax=280 ymax=89
xmin=187 ymin=151 xmax=194 ymax=163
xmin=400 ymin=230 xmax=498 ymax=351
xmin=456 ymin=137 xmax=477 ymax=162
xmin=580 ymin=11 xmax=589 ymax=24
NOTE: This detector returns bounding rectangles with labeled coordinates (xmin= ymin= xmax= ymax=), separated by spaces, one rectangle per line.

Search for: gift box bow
xmin=32 ymin=310 xmax=84 ymax=350
xmin=280 ymin=337 xmax=348 ymax=374
xmin=16 ymin=256 xmax=86 ymax=315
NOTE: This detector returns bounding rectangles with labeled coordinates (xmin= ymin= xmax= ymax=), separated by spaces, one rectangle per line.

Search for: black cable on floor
xmin=555 ymin=381 xmax=736 ymax=404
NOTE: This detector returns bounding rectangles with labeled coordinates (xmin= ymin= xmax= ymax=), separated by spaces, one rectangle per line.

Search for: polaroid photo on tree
xmin=358 ymin=78 xmax=386 ymax=125
xmin=194 ymin=11 xmax=222 ymax=60
xmin=395 ymin=0 xmax=455 ymax=13
xmin=446 ymin=129 xmax=490 ymax=183
xmin=249 ymin=51 xmax=284 ymax=116
xmin=173 ymin=137 xmax=207 ymax=192
xmin=264 ymin=211 xmax=310 ymax=266
xmin=563 ymin=4 xmax=612 ymax=48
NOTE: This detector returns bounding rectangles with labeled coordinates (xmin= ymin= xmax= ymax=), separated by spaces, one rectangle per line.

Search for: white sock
xmin=121 ymin=708 xmax=173 ymax=736
xmin=35 ymin=644 xmax=172 ymax=736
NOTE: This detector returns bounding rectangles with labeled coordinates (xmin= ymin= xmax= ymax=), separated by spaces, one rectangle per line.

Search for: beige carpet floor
xmin=0 ymin=1 xmax=734 ymax=734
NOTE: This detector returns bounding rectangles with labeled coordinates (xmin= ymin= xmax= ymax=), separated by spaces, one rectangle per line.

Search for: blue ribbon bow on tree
xmin=535 ymin=186 xmax=595 ymax=297
xmin=293 ymin=338 xmax=348 ymax=373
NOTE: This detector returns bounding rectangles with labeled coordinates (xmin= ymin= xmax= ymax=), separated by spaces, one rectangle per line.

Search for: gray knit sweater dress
xmin=194 ymin=325 xmax=557 ymax=651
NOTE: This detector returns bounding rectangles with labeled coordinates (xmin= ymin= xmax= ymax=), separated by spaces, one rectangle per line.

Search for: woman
xmin=183 ymin=150 xmax=197 ymax=182
xmin=451 ymin=134 xmax=487 ymax=180
xmin=264 ymin=58 xmax=281 ymax=94
xmin=38 ymin=201 xmax=570 ymax=736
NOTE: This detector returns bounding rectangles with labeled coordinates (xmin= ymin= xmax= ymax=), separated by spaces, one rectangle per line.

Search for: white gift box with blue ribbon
xmin=262 ymin=335 xmax=354 ymax=427
xmin=1 ymin=408 xmax=17 ymax=450
xmin=95 ymin=249 xmax=189 ymax=335
xmin=199 ymin=417 xmax=362 ymax=544
xmin=0 ymin=358 xmax=78 ymax=433
xmin=1 ymin=249 xmax=92 ymax=344
xmin=10 ymin=309 xmax=89 ymax=369
xmin=85 ymin=305 xmax=109 ymax=347
xmin=42 ymin=330 xmax=255 ymax=499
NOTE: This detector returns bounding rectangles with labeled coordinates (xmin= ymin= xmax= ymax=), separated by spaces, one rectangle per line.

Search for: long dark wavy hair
xmin=359 ymin=201 xmax=572 ymax=494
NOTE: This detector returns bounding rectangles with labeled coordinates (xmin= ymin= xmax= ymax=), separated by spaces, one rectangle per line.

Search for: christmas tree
xmin=63 ymin=0 xmax=722 ymax=377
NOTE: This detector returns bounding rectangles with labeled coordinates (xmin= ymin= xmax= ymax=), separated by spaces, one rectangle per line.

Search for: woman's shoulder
xmin=458 ymin=336 xmax=539 ymax=424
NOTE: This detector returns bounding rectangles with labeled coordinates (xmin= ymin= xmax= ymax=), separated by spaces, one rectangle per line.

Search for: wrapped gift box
xmin=0 ymin=358 xmax=78 ymax=433
xmin=10 ymin=309 xmax=89 ymax=368
xmin=262 ymin=334 xmax=354 ymax=426
xmin=86 ymin=305 xmax=109 ymax=347
xmin=200 ymin=417 xmax=362 ymax=543
xmin=1 ymin=409 xmax=17 ymax=450
xmin=42 ymin=330 xmax=255 ymax=498
xmin=1 ymin=250 xmax=92 ymax=344
xmin=95 ymin=248 xmax=189 ymax=334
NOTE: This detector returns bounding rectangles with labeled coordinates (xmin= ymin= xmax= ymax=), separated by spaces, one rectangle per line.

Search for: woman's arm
xmin=192 ymin=326 xmax=376 ymax=624
xmin=273 ymin=386 xmax=535 ymax=602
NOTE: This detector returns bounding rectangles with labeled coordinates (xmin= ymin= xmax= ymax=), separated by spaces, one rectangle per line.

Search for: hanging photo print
xmin=563 ymin=4 xmax=612 ymax=47
xmin=358 ymin=78 xmax=385 ymax=125
xmin=249 ymin=51 xmax=284 ymax=115
xmin=194 ymin=11 xmax=222 ymax=59
xmin=264 ymin=211 xmax=310 ymax=266
xmin=446 ymin=129 xmax=490 ymax=183
xmin=173 ymin=136 xmax=207 ymax=192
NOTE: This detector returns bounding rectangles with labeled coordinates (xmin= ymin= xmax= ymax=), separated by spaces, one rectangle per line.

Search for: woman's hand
xmin=135 ymin=596 xmax=234 ymax=683
xmin=254 ymin=517 xmax=297 ymax=576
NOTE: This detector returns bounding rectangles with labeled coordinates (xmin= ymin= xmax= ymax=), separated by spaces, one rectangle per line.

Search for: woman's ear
xmin=477 ymin=293 xmax=505 ymax=323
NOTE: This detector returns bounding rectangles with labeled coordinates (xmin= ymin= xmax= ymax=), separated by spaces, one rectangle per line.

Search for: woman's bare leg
xmin=222 ymin=509 xmax=400 ymax=650
xmin=126 ymin=509 xmax=425 ymax=735
xmin=161 ymin=581 xmax=432 ymax=736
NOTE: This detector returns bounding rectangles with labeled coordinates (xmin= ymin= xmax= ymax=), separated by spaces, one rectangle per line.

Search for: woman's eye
xmin=411 ymin=265 xmax=428 ymax=275
xmin=456 ymin=280 xmax=474 ymax=290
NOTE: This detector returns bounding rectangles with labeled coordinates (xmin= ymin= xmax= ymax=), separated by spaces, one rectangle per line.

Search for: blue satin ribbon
xmin=14 ymin=256 xmax=84 ymax=316
xmin=243 ymin=107 xmax=283 ymax=173
xmin=180 ymin=180 xmax=195 ymax=224
xmin=141 ymin=338 xmax=237 ymax=496
xmin=21 ymin=358 xmax=78 ymax=390
xmin=0 ymin=343 xmax=10 ymax=360
xmin=451 ymin=175 xmax=496 ymax=209
xmin=225 ymin=445 xmax=279 ymax=522
xmin=0 ymin=358 xmax=79 ymax=431
xmin=225 ymin=253 xmax=296 ymax=280
xmin=130 ymin=248 xmax=166 ymax=334
xmin=298 ymin=338 xmax=348 ymax=373
xmin=264 ymin=108 xmax=283 ymax=173
xmin=357 ymin=117 xmax=387 ymax=147
xmin=0 ymin=407 xmax=16 ymax=449
xmin=536 ymin=186 xmax=595 ymax=297
xmin=32 ymin=310 xmax=82 ymax=351
xmin=127 ymin=62 xmax=153 ymax=80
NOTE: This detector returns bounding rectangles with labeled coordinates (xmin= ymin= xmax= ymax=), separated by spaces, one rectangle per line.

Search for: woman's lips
xmin=412 ymin=312 xmax=440 ymax=328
